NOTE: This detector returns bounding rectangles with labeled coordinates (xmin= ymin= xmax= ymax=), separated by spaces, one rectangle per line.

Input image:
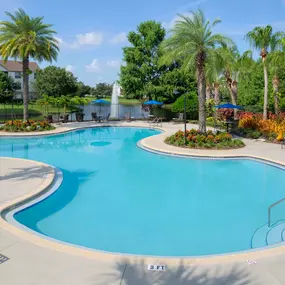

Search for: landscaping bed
xmin=0 ymin=120 xmax=55 ymax=132
xmin=234 ymin=112 xmax=285 ymax=143
xmin=165 ymin=129 xmax=245 ymax=149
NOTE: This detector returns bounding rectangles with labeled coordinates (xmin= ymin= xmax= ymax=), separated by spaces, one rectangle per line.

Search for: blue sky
xmin=1 ymin=0 xmax=285 ymax=86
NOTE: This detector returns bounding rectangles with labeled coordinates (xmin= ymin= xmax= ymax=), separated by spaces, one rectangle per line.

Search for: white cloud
xmin=163 ymin=13 xmax=193 ymax=30
xmin=110 ymin=32 xmax=128 ymax=44
xmin=106 ymin=60 xmax=121 ymax=68
xmin=76 ymin=32 xmax=103 ymax=46
xmin=55 ymin=32 xmax=103 ymax=49
xmin=55 ymin=36 xmax=79 ymax=49
xmin=85 ymin=59 xmax=101 ymax=72
xmin=65 ymin=65 xmax=75 ymax=73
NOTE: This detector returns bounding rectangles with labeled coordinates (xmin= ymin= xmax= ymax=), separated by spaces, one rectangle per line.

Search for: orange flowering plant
xmin=165 ymin=129 xmax=244 ymax=149
xmin=0 ymin=120 xmax=55 ymax=132
xmin=237 ymin=112 xmax=285 ymax=142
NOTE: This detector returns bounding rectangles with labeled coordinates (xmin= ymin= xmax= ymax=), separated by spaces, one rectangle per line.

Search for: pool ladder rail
xmin=268 ymin=197 xmax=285 ymax=227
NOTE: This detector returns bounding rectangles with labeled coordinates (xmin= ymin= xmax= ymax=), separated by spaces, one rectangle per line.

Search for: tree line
xmin=0 ymin=65 xmax=113 ymax=103
xmin=120 ymin=10 xmax=285 ymax=131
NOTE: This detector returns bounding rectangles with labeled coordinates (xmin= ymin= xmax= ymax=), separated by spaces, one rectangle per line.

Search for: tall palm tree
xmin=0 ymin=8 xmax=59 ymax=121
xmin=161 ymin=9 xmax=233 ymax=132
xmin=217 ymin=47 xmax=253 ymax=110
xmin=245 ymin=25 xmax=283 ymax=119
xmin=268 ymin=51 xmax=285 ymax=116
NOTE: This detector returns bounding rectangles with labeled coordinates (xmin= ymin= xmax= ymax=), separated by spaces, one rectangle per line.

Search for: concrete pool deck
xmin=0 ymin=121 xmax=285 ymax=284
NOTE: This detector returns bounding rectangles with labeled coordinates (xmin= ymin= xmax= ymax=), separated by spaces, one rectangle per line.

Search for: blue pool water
xmin=1 ymin=127 xmax=285 ymax=256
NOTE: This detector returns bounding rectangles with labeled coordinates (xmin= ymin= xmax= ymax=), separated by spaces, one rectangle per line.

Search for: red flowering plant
xmin=0 ymin=120 xmax=55 ymax=132
xmin=218 ymin=108 xmax=234 ymax=120
xmin=236 ymin=111 xmax=285 ymax=142
xmin=165 ymin=129 xmax=244 ymax=149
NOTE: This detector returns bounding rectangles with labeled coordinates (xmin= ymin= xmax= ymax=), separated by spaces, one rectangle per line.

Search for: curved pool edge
xmin=0 ymin=122 xmax=165 ymax=138
xmin=0 ymin=127 xmax=285 ymax=265
xmin=137 ymin=140 xmax=285 ymax=170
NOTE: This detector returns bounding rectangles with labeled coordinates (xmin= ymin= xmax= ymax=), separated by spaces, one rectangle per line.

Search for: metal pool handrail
xmin=268 ymin=197 xmax=285 ymax=227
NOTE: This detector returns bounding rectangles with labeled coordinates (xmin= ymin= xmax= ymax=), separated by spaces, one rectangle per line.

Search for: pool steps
xmin=251 ymin=222 xmax=285 ymax=249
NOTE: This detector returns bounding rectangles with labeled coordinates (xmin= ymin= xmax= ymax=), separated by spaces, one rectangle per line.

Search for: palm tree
xmin=245 ymin=25 xmax=284 ymax=119
xmin=205 ymin=53 xmax=224 ymax=106
xmin=268 ymin=51 xmax=285 ymax=116
xmin=216 ymin=47 xmax=253 ymax=110
xmin=161 ymin=9 xmax=233 ymax=132
xmin=0 ymin=8 xmax=59 ymax=121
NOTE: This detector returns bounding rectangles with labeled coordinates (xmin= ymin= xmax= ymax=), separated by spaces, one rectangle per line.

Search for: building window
xmin=15 ymin=72 xmax=21 ymax=79
xmin=34 ymin=72 xmax=37 ymax=79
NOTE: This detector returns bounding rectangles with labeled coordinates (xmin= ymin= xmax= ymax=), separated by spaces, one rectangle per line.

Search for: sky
xmin=0 ymin=0 xmax=285 ymax=86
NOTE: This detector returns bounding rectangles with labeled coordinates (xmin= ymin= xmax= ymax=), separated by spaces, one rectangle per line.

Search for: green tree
xmin=245 ymin=25 xmax=284 ymax=119
xmin=35 ymin=66 xmax=78 ymax=97
xmin=120 ymin=21 xmax=166 ymax=99
xmin=76 ymin=81 xmax=91 ymax=97
xmin=36 ymin=94 xmax=54 ymax=116
xmin=237 ymin=60 xmax=264 ymax=112
xmin=172 ymin=91 xmax=199 ymax=120
xmin=0 ymin=8 xmax=59 ymax=120
xmin=162 ymin=10 xmax=233 ymax=132
xmin=0 ymin=71 xmax=21 ymax=103
xmin=92 ymin=82 xmax=112 ymax=98
xmin=156 ymin=62 xmax=197 ymax=103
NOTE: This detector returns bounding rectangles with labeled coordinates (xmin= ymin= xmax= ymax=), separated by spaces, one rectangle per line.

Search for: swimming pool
xmin=1 ymin=127 xmax=285 ymax=257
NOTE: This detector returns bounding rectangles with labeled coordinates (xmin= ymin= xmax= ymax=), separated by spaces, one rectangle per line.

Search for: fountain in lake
xmin=110 ymin=82 xmax=120 ymax=119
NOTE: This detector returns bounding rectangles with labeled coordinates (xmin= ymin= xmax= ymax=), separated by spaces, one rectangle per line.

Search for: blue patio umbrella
xmin=91 ymin=99 xmax=110 ymax=104
xmin=143 ymin=100 xmax=163 ymax=105
xmin=215 ymin=103 xmax=243 ymax=109
xmin=91 ymin=99 xmax=110 ymax=115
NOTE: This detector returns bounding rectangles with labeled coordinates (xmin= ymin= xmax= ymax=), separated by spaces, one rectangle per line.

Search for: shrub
xmin=172 ymin=92 xmax=199 ymax=120
xmin=237 ymin=111 xmax=285 ymax=142
xmin=165 ymin=129 xmax=245 ymax=149
xmin=0 ymin=120 xmax=55 ymax=132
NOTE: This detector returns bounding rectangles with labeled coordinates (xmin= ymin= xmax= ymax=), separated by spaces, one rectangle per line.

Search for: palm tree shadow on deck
xmin=96 ymin=259 xmax=258 ymax=285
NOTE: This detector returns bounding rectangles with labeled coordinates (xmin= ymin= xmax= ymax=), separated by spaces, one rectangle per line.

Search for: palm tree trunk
xmin=225 ymin=75 xmax=238 ymax=117
xmin=197 ymin=55 xmax=206 ymax=133
xmin=206 ymin=84 xmax=211 ymax=101
xmin=214 ymin=83 xmax=220 ymax=105
xmin=273 ymin=75 xmax=280 ymax=117
xmin=214 ymin=82 xmax=220 ymax=121
xmin=226 ymin=79 xmax=237 ymax=105
xmin=263 ymin=58 xmax=268 ymax=120
xmin=22 ymin=56 xmax=29 ymax=121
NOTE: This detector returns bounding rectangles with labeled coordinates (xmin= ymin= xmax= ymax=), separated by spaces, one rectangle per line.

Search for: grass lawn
xmin=0 ymin=104 xmax=70 ymax=121
xmin=85 ymin=96 xmax=143 ymax=105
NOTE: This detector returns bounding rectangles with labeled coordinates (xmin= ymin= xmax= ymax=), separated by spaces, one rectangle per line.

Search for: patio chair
xmin=173 ymin=113 xmax=183 ymax=124
xmin=149 ymin=117 xmax=162 ymax=128
xmin=91 ymin=112 xmax=97 ymax=121
xmin=102 ymin=113 xmax=110 ymax=122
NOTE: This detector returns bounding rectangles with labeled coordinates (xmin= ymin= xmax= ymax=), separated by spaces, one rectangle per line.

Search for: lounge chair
xmin=173 ymin=113 xmax=184 ymax=124
xmin=102 ymin=113 xmax=110 ymax=122
xmin=149 ymin=117 xmax=162 ymax=127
